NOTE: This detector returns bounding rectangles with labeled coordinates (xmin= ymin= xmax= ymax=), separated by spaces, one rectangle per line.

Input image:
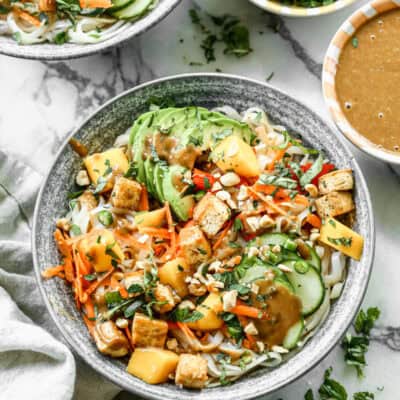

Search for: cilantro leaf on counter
xmin=353 ymin=392 xmax=374 ymax=400
xmin=355 ymin=307 xmax=380 ymax=336
xmin=342 ymin=334 xmax=369 ymax=378
xmin=318 ymin=367 xmax=348 ymax=400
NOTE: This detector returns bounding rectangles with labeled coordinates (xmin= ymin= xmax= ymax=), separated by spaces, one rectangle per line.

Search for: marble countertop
xmin=1 ymin=0 xmax=399 ymax=398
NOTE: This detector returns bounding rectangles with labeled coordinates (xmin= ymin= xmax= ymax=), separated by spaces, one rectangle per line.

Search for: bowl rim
xmin=0 ymin=0 xmax=181 ymax=60
xmin=248 ymin=0 xmax=359 ymax=17
xmin=32 ymin=72 xmax=375 ymax=399
xmin=322 ymin=0 xmax=400 ymax=164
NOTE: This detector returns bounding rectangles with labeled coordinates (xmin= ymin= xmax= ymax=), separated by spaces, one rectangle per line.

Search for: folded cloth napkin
xmin=0 ymin=150 xmax=123 ymax=400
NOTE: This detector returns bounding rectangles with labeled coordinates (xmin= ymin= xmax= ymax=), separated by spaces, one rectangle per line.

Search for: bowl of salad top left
xmin=0 ymin=0 xmax=180 ymax=60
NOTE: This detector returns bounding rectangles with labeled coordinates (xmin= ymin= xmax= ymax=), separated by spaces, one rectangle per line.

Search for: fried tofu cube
xmin=153 ymin=283 xmax=178 ymax=314
xmin=93 ymin=321 xmax=129 ymax=358
xmin=193 ymin=193 xmax=230 ymax=238
xmin=127 ymin=348 xmax=179 ymax=384
xmin=78 ymin=190 xmax=98 ymax=211
xmin=131 ymin=313 xmax=168 ymax=348
xmin=175 ymin=354 xmax=208 ymax=389
xmin=315 ymin=191 xmax=355 ymax=218
xmin=84 ymin=148 xmax=129 ymax=192
xmin=111 ymin=177 xmax=142 ymax=210
xmin=178 ymin=226 xmax=211 ymax=266
xmin=318 ymin=169 xmax=354 ymax=194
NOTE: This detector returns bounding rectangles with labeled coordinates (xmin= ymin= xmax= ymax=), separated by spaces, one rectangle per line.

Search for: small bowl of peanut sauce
xmin=323 ymin=0 xmax=400 ymax=165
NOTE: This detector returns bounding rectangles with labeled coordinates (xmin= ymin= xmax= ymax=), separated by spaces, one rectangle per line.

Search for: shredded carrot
xmin=212 ymin=220 xmax=233 ymax=250
xmin=138 ymin=186 xmax=149 ymax=211
xmin=124 ymin=326 xmax=133 ymax=349
xmin=113 ymin=231 xmax=149 ymax=250
xmin=39 ymin=0 xmax=55 ymax=11
xmin=13 ymin=9 xmax=41 ymax=26
xmin=82 ymin=314 xmax=95 ymax=336
xmin=54 ymin=229 xmax=75 ymax=282
xmin=177 ymin=322 xmax=196 ymax=339
xmin=247 ymin=187 xmax=287 ymax=216
xmin=267 ymin=147 xmax=289 ymax=171
xmin=119 ymin=286 xmax=129 ymax=299
xmin=84 ymin=268 xmax=114 ymax=297
xmin=79 ymin=0 xmax=112 ymax=8
xmin=84 ymin=297 xmax=96 ymax=319
xmin=305 ymin=213 xmax=322 ymax=229
xmin=230 ymin=304 xmax=268 ymax=320
xmin=252 ymin=183 xmax=277 ymax=195
xmin=41 ymin=265 xmax=65 ymax=279
xmin=137 ymin=227 xmax=171 ymax=239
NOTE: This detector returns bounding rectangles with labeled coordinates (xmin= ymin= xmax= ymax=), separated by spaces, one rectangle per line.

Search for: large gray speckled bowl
xmin=33 ymin=73 xmax=375 ymax=400
xmin=0 ymin=0 xmax=180 ymax=60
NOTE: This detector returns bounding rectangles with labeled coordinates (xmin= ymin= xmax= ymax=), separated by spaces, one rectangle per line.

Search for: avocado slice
xmin=162 ymin=165 xmax=194 ymax=221
xmin=153 ymin=163 xmax=166 ymax=203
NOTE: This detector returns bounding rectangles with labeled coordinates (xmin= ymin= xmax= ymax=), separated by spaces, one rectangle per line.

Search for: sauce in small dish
xmin=336 ymin=9 xmax=400 ymax=153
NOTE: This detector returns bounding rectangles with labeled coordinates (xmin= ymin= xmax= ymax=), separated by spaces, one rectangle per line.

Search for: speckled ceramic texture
xmin=0 ymin=0 xmax=180 ymax=60
xmin=33 ymin=73 xmax=375 ymax=400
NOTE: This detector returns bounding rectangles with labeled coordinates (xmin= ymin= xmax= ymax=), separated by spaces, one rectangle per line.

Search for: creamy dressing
xmin=336 ymin=9 xmax=400 ymax=153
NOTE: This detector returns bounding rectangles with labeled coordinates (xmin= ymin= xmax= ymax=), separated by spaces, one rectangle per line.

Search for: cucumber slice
xmin=283 ymin=319 xmax=304 ymax=350
xmin=109 ymin=0 xmax=135 ymax=12
xmin=240 ymin=265 xmax=268 ymax=284
xmin=250 ymin=232 xmax=290 ymax=248
xmin=307 ymin=244 xmax=321 ymax=272
xmin=112 ymin=0 xmax=154 ymax=19
xmin=284 ymin=261 xmax=325 ymax=316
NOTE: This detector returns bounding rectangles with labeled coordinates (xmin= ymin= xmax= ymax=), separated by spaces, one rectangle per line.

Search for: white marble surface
xmin=1 ymin=0 xmax=399 ymax=398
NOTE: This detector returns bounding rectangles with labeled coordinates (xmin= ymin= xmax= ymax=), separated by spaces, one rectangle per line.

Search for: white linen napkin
xmin=0 ymin=150 xmax=122 ymax=400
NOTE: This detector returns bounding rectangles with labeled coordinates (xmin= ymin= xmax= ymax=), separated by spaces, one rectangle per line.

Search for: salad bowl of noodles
xmin=33 ymin=73 xmax=374 ymax=399
xmin=0 ymin=0 xmax=180 ymax=59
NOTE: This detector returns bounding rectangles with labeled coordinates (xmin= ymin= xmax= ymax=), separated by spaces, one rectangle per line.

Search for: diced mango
xmin=126 ymin=348 xmax=179 ymax=384
xmin=134 ymin=208 xmax=166 ymax=228
xmin=79 ymin=229 xmax=124 ymax=272
xmin=319 ymin=217 xmax=364 ymax=261
xmin=213 ymin=135 xmax=260 ymax=177
xmin=187 ymin=292 xmax=223 ymax=331
xmin=158 ymin=257 xmax=191 ymax=298
xmin=84 ymin=148 xmax=129 ymax=192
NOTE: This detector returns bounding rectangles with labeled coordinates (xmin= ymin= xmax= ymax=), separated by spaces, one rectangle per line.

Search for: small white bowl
xmin=248 ymin=0 xmax=359 ymax=18
xmin=322 ymin=0 xmax=400 ymax=165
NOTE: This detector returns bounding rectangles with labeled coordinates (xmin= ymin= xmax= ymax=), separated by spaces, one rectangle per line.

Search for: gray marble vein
xmin=370 ymin=326 xmax=400 ymax=351
xmin=269 ymin=15 xmax=323 ymax=80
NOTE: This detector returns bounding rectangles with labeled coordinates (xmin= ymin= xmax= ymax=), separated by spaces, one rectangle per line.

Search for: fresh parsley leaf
xmin=318 ymin=367 xmax=348 ymax=400
xmin=328 ymin=236 xmax=353 ymax=247
xmin=354 ymin=307 xmax=380 ymax=336
xmin=54 ymin=31 xmax=69 ymax=45
xmin=353 ymin=392 xmax=374 ymax=400
xmin=305 ymin=389 xmax=314 ymax=400
xmin=104 ymin=291 xmax=124 ymax=308
xmin=124 ymin=161 xmax=138 ymax=178
xmin=342 ymin=333 xmax=369 ymax=378
xmin=127 ymin=284 xmax=144 ymax=294
xmin=170 ymin=307 xmax=203 ymax=323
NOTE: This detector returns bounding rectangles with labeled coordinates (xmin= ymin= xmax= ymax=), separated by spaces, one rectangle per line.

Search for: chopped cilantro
xmin=70 ymin=224 xmax=81 ymax=236
xmin=83 ymin=274 xmax=97 ymax=281
xmin=318 ymin=367 xmax=348 ymax=400
xmin=353 ymin=392 xmax=374 ymax=400
xmin=352 ymin=37 xmax=359 ymax=48
xmin=127 ymin=284 xmax=144 ymax=294
xmin=328 ymin=236 xmax=353 ymax=247
xmin=233 ymin=218 xmax=243 ymax=232
xmin=170 ymin=307 xmax=203 ymax=323
xmin=354 ymin=307 xmax=380 ymax=336
xmin=342 ymin=333 xmax=369 ymax=378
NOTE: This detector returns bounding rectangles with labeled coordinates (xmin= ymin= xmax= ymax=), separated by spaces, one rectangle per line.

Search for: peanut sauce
xmin=251 ymin=279 xmax=302 ymax=348
xmin=336 ymin=9 xmax=400 ymax=153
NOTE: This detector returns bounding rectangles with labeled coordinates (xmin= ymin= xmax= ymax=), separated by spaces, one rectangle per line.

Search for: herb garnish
xmin=170 ymin=307 xmax=203 ymax=323
xmin=55 ymin=0 xmax=81 ymax=23
xmin=300 ymin=154 xmax=323 ymax=187
xmin=352 ymin=37 xmax=359 ymax=48
xmin=189 ymin=9 xmax=252 ymax=63
xmin=353 ymin=392 xmax=374 ymax=400
xmin=342 ymin=307 xmax=380 ymax=378
xmin=318 ymin=367 xmax=348 ymax=400
xmin=328 ymin=236 xmax=353 ymax=247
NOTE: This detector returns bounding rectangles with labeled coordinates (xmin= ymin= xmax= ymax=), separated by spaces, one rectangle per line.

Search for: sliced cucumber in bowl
xmin=111 ymin=0 xmax=154 ymax=20
xmin=283 ymin=318 xmax=304 ymax=350
xmin=283 ymin=261 xmax=325 ymax=317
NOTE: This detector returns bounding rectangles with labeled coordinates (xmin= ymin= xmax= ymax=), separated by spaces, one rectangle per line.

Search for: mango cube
xmin=158 ymin=257 xmax=191 ymax=298
xmin=187 ymin=292 xmax=223 ymax=331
